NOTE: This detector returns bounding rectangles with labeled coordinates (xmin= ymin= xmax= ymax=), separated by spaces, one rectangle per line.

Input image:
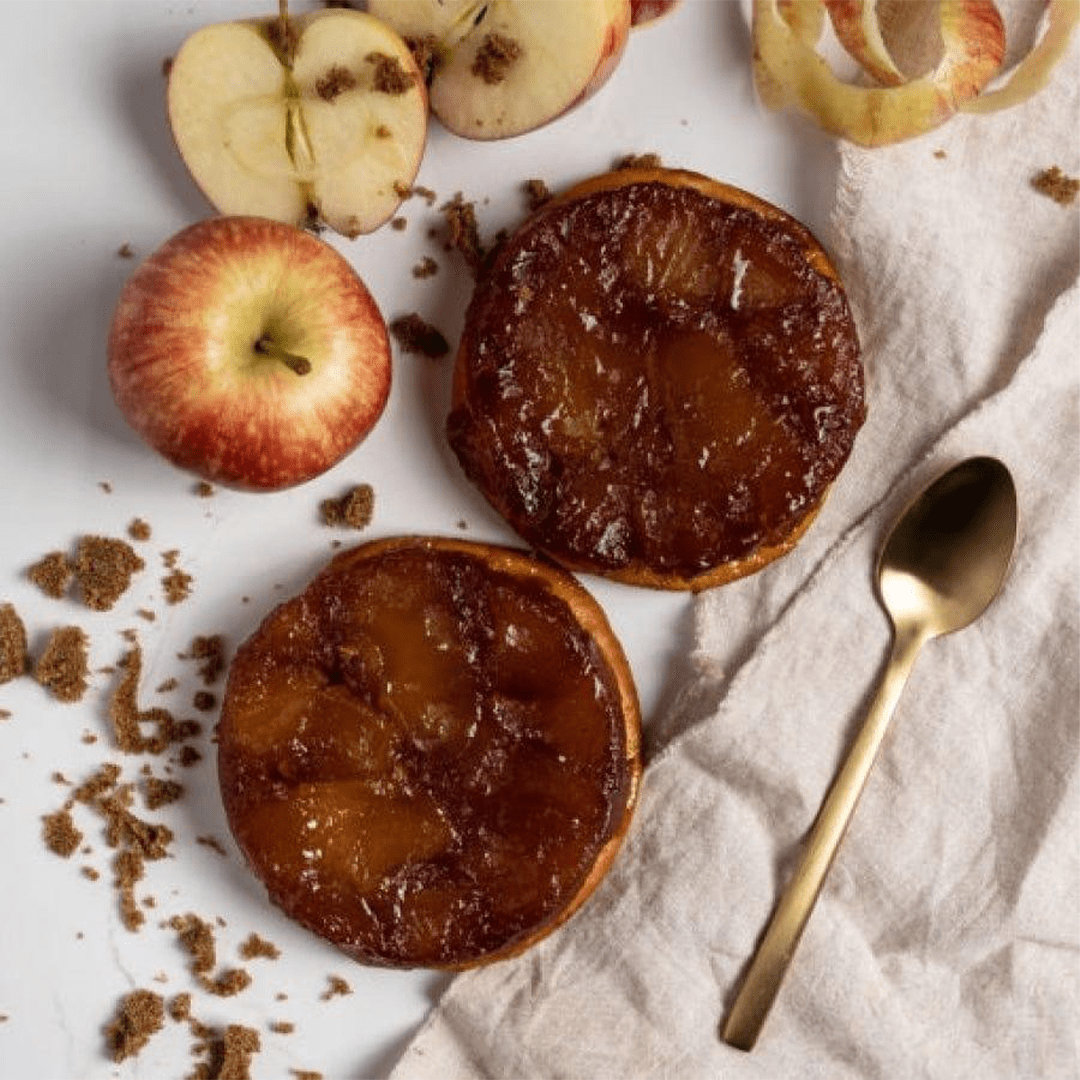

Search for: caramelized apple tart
xmin=217 ymin=536 xmax=641 ymax=969
xmin=448 ymin=167 xmax=866 ymax=589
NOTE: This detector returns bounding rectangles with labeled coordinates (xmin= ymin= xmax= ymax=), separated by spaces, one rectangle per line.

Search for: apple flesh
xmin=167 ymin=8 xmax=427 ymax=237
xmin=108 ymin=217 xmax=391 ymax=492
xmin=368 ymin=0 xmax=632 ymax=139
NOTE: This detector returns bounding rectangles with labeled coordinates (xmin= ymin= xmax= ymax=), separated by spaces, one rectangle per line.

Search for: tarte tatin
xmin=448 ymin=167 xmax=866 ymax=589
xmin=217 ymin=536 xmax=641 ymax=969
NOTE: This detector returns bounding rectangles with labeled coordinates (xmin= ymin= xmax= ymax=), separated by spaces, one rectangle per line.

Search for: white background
xmin=0 ymin=2 xmax=837 ymax=1077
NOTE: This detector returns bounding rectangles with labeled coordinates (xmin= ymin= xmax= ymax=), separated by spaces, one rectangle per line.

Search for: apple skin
xmin=108 ymin=217 xmax=391 ymax=492
xmin=629 ymin=0 xmax=680 ymax=27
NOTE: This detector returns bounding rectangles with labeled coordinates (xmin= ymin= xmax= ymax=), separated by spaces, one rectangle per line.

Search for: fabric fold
xmin=391 ymin=32 xmax=1080 ymax=1080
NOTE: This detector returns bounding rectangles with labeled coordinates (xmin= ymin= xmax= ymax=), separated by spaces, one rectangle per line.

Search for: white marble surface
xmin=0 ymin=2 xmax=837 ymax=1077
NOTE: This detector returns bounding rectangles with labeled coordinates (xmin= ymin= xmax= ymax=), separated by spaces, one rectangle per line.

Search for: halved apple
xmin=368 ymin=0 xmax=632 ymax=140
xmin=167 ymin=7 xmax=427 ymax=237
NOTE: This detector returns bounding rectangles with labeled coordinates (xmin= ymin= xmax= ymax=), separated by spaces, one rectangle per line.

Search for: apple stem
xmin=271 ymin=0 xmax=297 ymax=67
xmin=255 ymin=336 xmax=312 ymax=376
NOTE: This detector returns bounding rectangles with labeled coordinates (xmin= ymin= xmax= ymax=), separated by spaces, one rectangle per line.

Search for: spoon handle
xmin=721 ymin=622 xmax=927 ymax=1052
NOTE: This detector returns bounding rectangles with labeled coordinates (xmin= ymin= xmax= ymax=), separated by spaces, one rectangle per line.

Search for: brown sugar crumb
xmin=82 ymin=866 xmax=101 ymax=881
xmin=163 ymin=568 xmax=194 ymax=605
xmin=208 ymin=1024 xmax=261 ymax=1080
xmin=390 ymin=314 xmax=450 ymax=359
xmin=103 ymin=989 xmax=165 ymax=1063
xmin=270 ymin=1021 xmax=295 ymax=1035
xmin=71 ymin=762 xmax=122 ymax=804
xmin=181 ymin=635 xmax=228 ymax=685
xmin=116 ymin=849 xmax=147 ymax=931
xmin=74 ymin=535 xmax=146 ymax=611
xmin=117 ymin=243 xmax=136 ymax=259
xmin=95 ymin=779 xmax=176 ymax=933
xmin=81 ymin=731 xmax=97 ymax=743
xmin=102 ymin=795 xmax=174 ymax=860
xmin=110 ymin=645 xmax=201 ymax=754
xmin=404 ymin=34 xmax=441 ymax=80
xmin=43 ymin=808 xmax=83 ymax=857
xmin=320 ymin=484 xmax=376 ymax=529
xmin=197 ymin=835 xmax=228 ymax=857
xmin=0 ymin=708 xmax=11 ymax=721
xmin=163 ymin=549 xmax=181 ymax=569
xmin=614 ymin=151 xmax=662 ymax=170
xmin=239 ymin=932 xmax=280 ymax=961
xmin=412 ymin=255 xmax=439 ymax=279
xmin=411 ymin=183 xmax=438 ymax=205
xmin=391 ymin=216 xmax=408 ymax=231
xmin=128 ymin=518 xmax=152 ymax=541
xmin=193 ymin=690 xmax=217 ymax=712
xmin=137 ymin=608 xmax=156 ymax=622
xmin=203 ymin=969 xmax=253 ymax=998
xmin=471 ymin=32 xmax=523 ymax=85
xmin=291 ymin=1071 xmax=323 ymax=1080
xmin=375 ymin=124 xmax=391 ymax=138
xmin=169 ymin=912 xmax=217 ymax=975
xmin=367 ymin=51 xmax=416 ymax=94
xmin=34 ymin=626 xmax=90 ymax=703
xmin=99 ymin=481 xmax=113 ymax=494
xmin=27 ymin=551 xmax=74 ymax=599
xmin=1032 ymin=165 xmax=1079 ymax=206
xmin=169 ymin=992 xmax=192 ymax=1022
xmin=0 ymin=602 xmax=28 ymax=683
xmin=439 ymin=192 xmax=486 ymax=276
xmin=144 ymin=777 xmax=184 ymax=810
xmin=177 ymin=745 xmax=203 ymax=768
xmin=156 ymin=677 xmax=179 ymax=693
xmin=933 ymin=149 xmax=947 ymax=159
xmin=524 ymin=178 xmax=553 ymax=212
xmin=315 ymin=63 xmax=357 ymax=101
xmin=194 ymin=484 xmax=213 ymax=502
xmin=320 ymin=975 xmax=352 ymax=1001
xmin=169 ymin=912 xmax=252 ymax=996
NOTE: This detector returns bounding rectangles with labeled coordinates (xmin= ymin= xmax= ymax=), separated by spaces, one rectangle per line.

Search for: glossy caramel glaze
xmin=448 ymin=170 xmax=865 ymax=586
xmin=218 ymin=538 xmax=639 ymax=968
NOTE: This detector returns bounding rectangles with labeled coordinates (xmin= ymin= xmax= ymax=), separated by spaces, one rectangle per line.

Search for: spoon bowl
xmin=723 ymin=456 xmax=1018 ymax=1051
xmin=878 ymin=456 xmax=1018 ymax=637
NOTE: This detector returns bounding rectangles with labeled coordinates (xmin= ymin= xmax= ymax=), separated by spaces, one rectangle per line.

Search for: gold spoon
xmin=722 ymin=455 xmax=1018 ymax=1052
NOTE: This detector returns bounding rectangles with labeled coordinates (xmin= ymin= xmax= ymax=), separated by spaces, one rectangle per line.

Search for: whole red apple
xmin=107 ymin=216 xmax=391 ymax=491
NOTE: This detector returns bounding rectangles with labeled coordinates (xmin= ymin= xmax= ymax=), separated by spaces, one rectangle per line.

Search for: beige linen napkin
xmin=391 ymin=34 xmax=1080 ymax=1080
